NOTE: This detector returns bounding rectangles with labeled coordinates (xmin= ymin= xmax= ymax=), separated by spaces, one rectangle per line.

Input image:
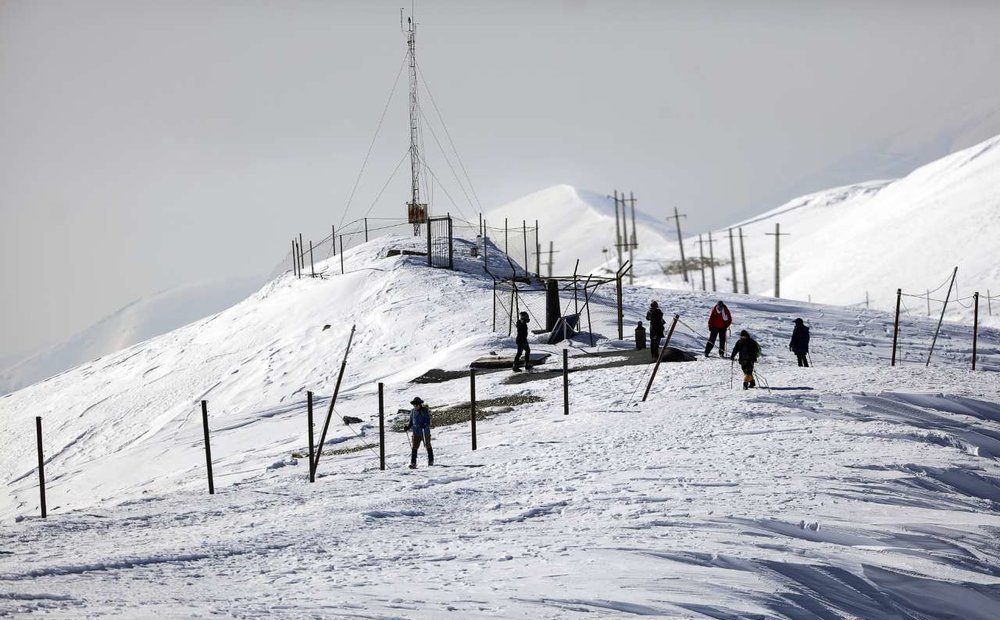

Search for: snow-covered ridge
xmin=486 ymin=134 xmax=1000 ymax=330
xmin=2 ymin=228 xmax=1000 ymax=617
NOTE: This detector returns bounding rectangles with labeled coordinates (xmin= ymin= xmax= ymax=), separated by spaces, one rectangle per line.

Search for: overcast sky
xmin=3 ymin=0 xmax=1000 ymax=360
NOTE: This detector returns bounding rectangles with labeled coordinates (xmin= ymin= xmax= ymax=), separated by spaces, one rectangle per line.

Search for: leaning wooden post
xmin=201 ymin=400 xmax=215 ymax=495
xmin=291 ymin=240 xmax=299 ymax=277
xmin=312 ymin=325 xmax=357 ymax=477
xmin=582 ymin=275 xmax=595 ymax=347
xmin=339 ymin=235 xmax=345 ymax=274
xmin=307 ymin=392 xmax=316 ymax=482
xmin=364 ymin=217 xmax=369 ymax=242
xmin=332 ymin=225 xmax=336 ymax=256
xmin=562 ymin=349 xmax=569 ymax=416
xmin=972 ymin=292 xmax=980 ymax=371
xmin=926 ymin=266 xmax=958 ymax=367
xmin=891 ymin=288 xmax=901 ymax=367
xmin=35 ymin=416 xmax=47 ymax=518
xmin=987 ymin=289 xmax=992 ymax=316
xmin=378 ymin=383 xmax=386 ymax=470
xmin=470 ymin=370 xmax=478 ymax=450
xmin=642 ymin=314 xmax=680 ymax=401
xmin=309 ymin=241 xmax=316 ymax=278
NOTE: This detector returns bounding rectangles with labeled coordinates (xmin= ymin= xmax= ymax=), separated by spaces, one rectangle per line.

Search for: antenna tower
xmin=403 ymin=10 xmax=427 ymax=235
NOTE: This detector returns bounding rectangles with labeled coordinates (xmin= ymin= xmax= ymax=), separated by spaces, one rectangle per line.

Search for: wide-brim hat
xmin=410 ymin=397 xmax=424 ymax=405
xmin=793 ymin=318 xmax=804 ymax=324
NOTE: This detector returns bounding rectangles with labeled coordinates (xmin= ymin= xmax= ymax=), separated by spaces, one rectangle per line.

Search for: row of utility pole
xmin=611 ymin=190 xmax=639 ymax=284
xmin=668 ymin=212 xmax=786 ymax=298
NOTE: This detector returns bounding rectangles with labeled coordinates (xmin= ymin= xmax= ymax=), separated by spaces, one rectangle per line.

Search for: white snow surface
xmin=2 ymin=233 xmax=1000 ymax=618
xmin=0 ymin=277 xmax=263 ymax=396
xmin=488 ymin=134 xmax=1000 ymax=328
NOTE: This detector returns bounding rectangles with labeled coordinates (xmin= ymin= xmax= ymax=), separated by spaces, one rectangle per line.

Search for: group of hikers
xmin=406 ymin=301 xmax=811 ymax=469
xmin=646 ymin=300 xmax=811 ymax=390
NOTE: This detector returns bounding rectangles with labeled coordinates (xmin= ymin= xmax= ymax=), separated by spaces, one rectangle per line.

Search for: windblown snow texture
xmin=2 ymin=231 xmax=999 ymax=618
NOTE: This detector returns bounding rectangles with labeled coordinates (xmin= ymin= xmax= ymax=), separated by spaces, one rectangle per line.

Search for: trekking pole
xmin=730 ymin=359 xmax=734 ymax=390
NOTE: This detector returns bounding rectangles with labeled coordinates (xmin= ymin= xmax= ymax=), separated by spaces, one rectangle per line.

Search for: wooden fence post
xmin=36 ymin=416 xmax=46 ymax=518
xmin=309 ymin=241 xmax=316 ymax=278
xmin=340 ymin=235 xmax=345 ymax=275
xmin=470 ymin=370 xmax=478 ymax=450
xmin=563 ymin=349 xmax=569 ymax=416
xmin=973 ymin=292 xmax=980 ymax=371
xmin=307 ymin=391 xmax=316 ymax=482
xmin=378 ymin=383 xmax=386 ymax=470
xmin=642 ymin=314 xmax=679 ymax=401
xmin=891 ymin=288 xmax=901 ymax=366
xmin=927 ymin=266 xmax=958 ymax=367
xmin=201 ymin=400 xmax=215 ymax=495
xmin=364 ymin=218 xmax=369 ymax=242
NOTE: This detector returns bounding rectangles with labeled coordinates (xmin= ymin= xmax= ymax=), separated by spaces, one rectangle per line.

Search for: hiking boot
xmin=409 ymin=463 xmax=417 ymax=469
xmin=742 ymin=382 xmax=749 ymax=390
xmin=749 ymin=381 xmax=757 ymax=389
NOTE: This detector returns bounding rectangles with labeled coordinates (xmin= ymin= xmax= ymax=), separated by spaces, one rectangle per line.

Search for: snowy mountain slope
xmin=487 ymin=133 xmax=1000 ymax=331
xmin=2 ymin=234 xmax=1000 ymax=617
xmin=0 ymin=277 xmax=263 ymax=396
xmin=648 ymin=133 xmax=1000 ymax=326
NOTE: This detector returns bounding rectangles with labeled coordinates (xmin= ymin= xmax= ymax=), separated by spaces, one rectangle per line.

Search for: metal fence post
xmin=36 ymin=416 xmax=47 ymax=518
xmin=201 ymin=400 xmax=215 ymax=495
xmin=470 ymin=370 xmax=478 ymax=450
xmin=307 ymin=392 xmax=315 ymax=482
xmin=378 ymin=383 xmax=386 ymax=469
xmin=563 ymin=350 xmax=569 ymax=416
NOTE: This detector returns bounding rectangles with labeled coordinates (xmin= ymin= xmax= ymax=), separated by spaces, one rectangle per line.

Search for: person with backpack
xmin=705 ymin=301 xmax=732 ymax=357
xmin=730 ymin=329 xmax=761 ymax=389
xmin=789 ymin=318 xmax=810 ymax=367
xmin=645 ymin=301 xmax=666 ymax=360
xmin=405 ymin=397 xmax=433 ymax=468
xmin=513 ymin=311 xmax=532 ymax=372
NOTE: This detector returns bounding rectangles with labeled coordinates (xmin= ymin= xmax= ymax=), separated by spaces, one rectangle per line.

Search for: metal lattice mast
xmin=405 ymin=13 xmax=422 ymax=235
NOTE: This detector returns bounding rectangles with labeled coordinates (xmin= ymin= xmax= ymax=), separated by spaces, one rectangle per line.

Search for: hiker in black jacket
xmin=645 ymin=301 xmax=666 ymax=360
xmin=513 ymin=311 xmax=531 ymax=371
xmin=789 ymin=318 xmax=810 ymax=367
xmin=730 ymin=329 xmax=761 ymax=390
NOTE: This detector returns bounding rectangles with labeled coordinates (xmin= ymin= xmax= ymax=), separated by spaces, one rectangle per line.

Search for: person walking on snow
xmin=730 ymin=330 xmax=761 ymax=389
xmin=645 ymin=301 xmax=666 ymax=360
xmin=705 ymin=301 xmax=732 ymax=357
xmin=405 ymin=397 xmax=433 ymax=468
xmin=513 ymin=311 xmax=532 ymax=371
xmin=789 ymin=318 xmax=810 ymax=367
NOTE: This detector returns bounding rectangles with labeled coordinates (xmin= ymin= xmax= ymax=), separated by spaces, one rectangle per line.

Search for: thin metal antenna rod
xmin=405 ymin=10 xmax=422 ymax=235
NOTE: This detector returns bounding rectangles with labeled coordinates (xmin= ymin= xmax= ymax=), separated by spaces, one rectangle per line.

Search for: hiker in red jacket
xmin=705 ymin=301 xmax=732 ymax=357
